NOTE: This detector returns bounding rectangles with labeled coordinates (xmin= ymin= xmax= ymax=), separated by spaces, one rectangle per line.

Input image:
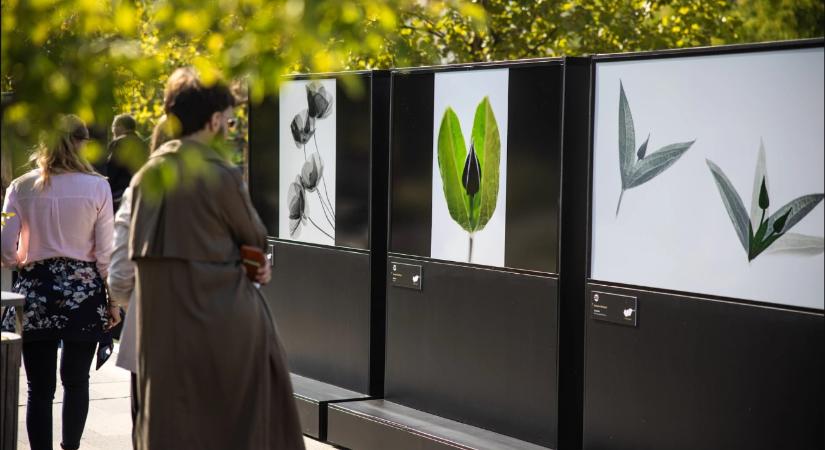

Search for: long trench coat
xmin=128 ymin=139 xmax=304 ymax=450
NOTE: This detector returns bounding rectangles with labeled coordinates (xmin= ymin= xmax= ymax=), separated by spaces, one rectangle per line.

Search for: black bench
xmin=327 ymin=399 xmax=552 ymax=450
xmin=290 ymin=374 xmax=372 ymax=440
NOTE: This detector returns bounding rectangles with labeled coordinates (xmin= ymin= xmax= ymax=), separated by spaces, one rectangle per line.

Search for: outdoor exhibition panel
xmin=584 ymin=39 xmax=824 ymax=449
xmin=248 ymin=70 xmax=391 ymax=439
xmin=327 ymin=58 xmax=592 ymax=450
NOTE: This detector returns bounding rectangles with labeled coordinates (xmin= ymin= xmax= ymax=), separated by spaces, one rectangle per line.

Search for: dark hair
xmin=112 ymin=114 xmax=137 ymax=132
xmin=163 ymin=68 xmax=237 ymax=137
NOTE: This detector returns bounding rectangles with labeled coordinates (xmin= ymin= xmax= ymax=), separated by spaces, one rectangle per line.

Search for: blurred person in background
xmin=108 ymin=115 xmax=176 ymax=433
xmin=104 ymin=113 xmax=148 ymax=211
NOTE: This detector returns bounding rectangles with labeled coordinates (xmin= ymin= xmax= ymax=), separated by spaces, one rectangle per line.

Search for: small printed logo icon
xmin=412 ymin=275 xmax=420 ymax=284
xmin=623 ymin=308 xmax=633 ymax=318
xmin=393 ymin=264 xmax=397 ymax=271
xmin=594 ymin=294 xmax=600 ymax=302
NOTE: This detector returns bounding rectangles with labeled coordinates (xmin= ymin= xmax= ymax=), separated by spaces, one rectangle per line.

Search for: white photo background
xmin=431 ymin=69 xmax=509 ymax=267
xmin=279 ymin=78 xmax=337 ymax=246
xmin=591 ymin=48 xmax=825 ymax=309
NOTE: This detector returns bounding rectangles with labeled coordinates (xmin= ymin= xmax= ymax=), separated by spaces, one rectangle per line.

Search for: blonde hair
xmin=149 ymin=115 xmax=178 ymax=153
xmin=31 ymin=114 xmax=99 ymax=189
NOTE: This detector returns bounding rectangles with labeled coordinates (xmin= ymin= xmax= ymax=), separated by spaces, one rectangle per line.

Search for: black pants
xmin=22 ymin=339 xmax=96 ymax=450
xmin=131 ymin=373 xmax=139 ymax=423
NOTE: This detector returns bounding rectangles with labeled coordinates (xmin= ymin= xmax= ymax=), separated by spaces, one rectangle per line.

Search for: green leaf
xmin=765 ymin=193 xmax=824 ymax=236
xmin=618 ymin=81 xmax=635 ymax=189
xmin=470 ymin=96 xmax=501 ymax=232
xmin=750 ymin=230 xmax=785 ymax=261
xmin=437 ymin=107 xmax=472 ymax=231
xmin=707 ymin=159 xmax=750 ymax=253
xmin=626 ymin=140 xmax=694 ymax=188
xmin=749 ymin=140 xmax=769 ymax=229
xmin=758 ymin=177 xmax=769 ymax=210
xmin=772 ymin=208 xmax=790 ymax=233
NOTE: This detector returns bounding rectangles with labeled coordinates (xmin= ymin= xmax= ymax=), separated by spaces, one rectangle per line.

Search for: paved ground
xmin=14 ymin=344 xmax=336 ymax=450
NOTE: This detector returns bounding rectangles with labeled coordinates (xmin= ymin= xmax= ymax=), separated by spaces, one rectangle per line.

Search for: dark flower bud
xmin=300 ymin=152 xmax=324 ymax=192
xmin=758 ymin=176 xmax=769 ymax=210
xmin=637 ymin=133 xmax=650 ymax=160
xmin=773 ymin=208 xmax=791 ymax=234
xmin=290 ymin=109 xmax=315 ymax=146
xmin=306 ymin=81 xmax=334 ymax=119
xmin=462 ymin=141 xmax=481 ymax=196
xmin=287 ymin=178 xmax=306 ymax=237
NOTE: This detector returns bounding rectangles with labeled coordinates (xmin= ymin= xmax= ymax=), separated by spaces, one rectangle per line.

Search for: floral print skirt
xmin=1 ymin=258 xmax=108 ymax=342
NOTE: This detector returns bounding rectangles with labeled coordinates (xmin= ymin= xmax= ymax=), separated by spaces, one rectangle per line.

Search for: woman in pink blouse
xmin=1 ymin=115 xmax=121 ymax=450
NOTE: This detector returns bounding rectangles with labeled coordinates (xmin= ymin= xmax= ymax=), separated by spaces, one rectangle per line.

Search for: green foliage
xmin=1 ymin=0 xmax=436 ymax=180
xmin=735 ymin=0 xmax=824 ymax=42
xmin=350 ymin=0 xmax=822 ymax=68
xmin=1 ymin=0 xmax=821 ymax=191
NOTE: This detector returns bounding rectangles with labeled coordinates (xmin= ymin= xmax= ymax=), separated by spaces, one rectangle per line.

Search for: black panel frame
xmin=583 ymin=37 xmax=825 ymax=313
xmin=249 ymin=70 xmax=383 ymax=252
xmin=380 ymin=56 xmax=593 ymax=449
xmin=249 ymin=71 xmax=391 ymax=400
xmin=387 ymin=59 xmax=567 ymax=275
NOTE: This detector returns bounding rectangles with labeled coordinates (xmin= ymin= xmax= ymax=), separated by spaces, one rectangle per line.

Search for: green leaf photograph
xmin=437 ymin=95 xmax=501 ymax=263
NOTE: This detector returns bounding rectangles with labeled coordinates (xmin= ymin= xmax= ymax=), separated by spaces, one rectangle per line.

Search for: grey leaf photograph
xmin=707 ymin=141 xmax=825 ymax=261
xmin=590 ymin=48 xmax=824 ymax=309
xmin=615 ymin=81 xmax=695 ymax=215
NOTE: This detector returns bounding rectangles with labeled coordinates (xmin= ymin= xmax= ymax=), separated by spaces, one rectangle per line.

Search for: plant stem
xmin=616 ymin=190 xmax=625 ymax=216
xmin=316 ymin=189 xmax=335 ymax=229
xmin=306 ymin=215 xmax=334 ymax=240
xmin=314 ymin=135 xmax=335 ymax=218
xmin=303 ymin=143 xmax=307 ymax=160
xmin=468 ymin=233 xmax=474 ymax=263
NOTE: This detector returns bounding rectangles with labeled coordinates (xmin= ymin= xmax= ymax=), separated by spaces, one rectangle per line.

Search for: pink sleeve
xmin=94 ymin=179 xmax=114 ymax=278
xmin=1 ymin=185 xmax=21 ymax=268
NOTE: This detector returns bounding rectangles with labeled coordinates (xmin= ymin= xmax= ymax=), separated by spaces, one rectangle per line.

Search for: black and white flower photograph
xmin=279 ymin=79 xmax=337 ymax=245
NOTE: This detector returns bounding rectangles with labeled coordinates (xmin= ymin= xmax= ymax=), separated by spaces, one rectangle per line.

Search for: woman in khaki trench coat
xmin=128 ymin=70 xmax=304 ymax=449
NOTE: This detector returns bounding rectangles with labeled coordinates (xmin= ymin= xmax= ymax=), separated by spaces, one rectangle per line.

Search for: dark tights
xmin=22 ymin=340 xmax=96 ymax=450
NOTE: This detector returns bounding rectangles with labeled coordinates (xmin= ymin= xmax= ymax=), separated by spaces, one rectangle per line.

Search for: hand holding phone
xmin=241 ymin=245 xmax=269 ymax=284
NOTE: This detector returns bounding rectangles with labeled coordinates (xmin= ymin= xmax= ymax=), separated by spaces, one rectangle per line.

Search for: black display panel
xmin=248 ymin=95 xmax=279 ymax=233
xmin=249 ymin=72 xmax=374 ymax=250
xmin=389 ymin=63 xmax=563 ymax=273
xmin=388 ymin=74 xmax=434 ymax=257
xmin=504 ymin=67 xmax=562 ymax=273
xmin=583 ymin=283 xmax=824 ymax=450
xmin=385 ymin=257 xmax=559 ymax=447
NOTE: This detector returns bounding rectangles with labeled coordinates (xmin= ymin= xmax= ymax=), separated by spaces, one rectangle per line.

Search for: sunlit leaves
xmin=2 ymin=0 xmax=439 ymax=178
